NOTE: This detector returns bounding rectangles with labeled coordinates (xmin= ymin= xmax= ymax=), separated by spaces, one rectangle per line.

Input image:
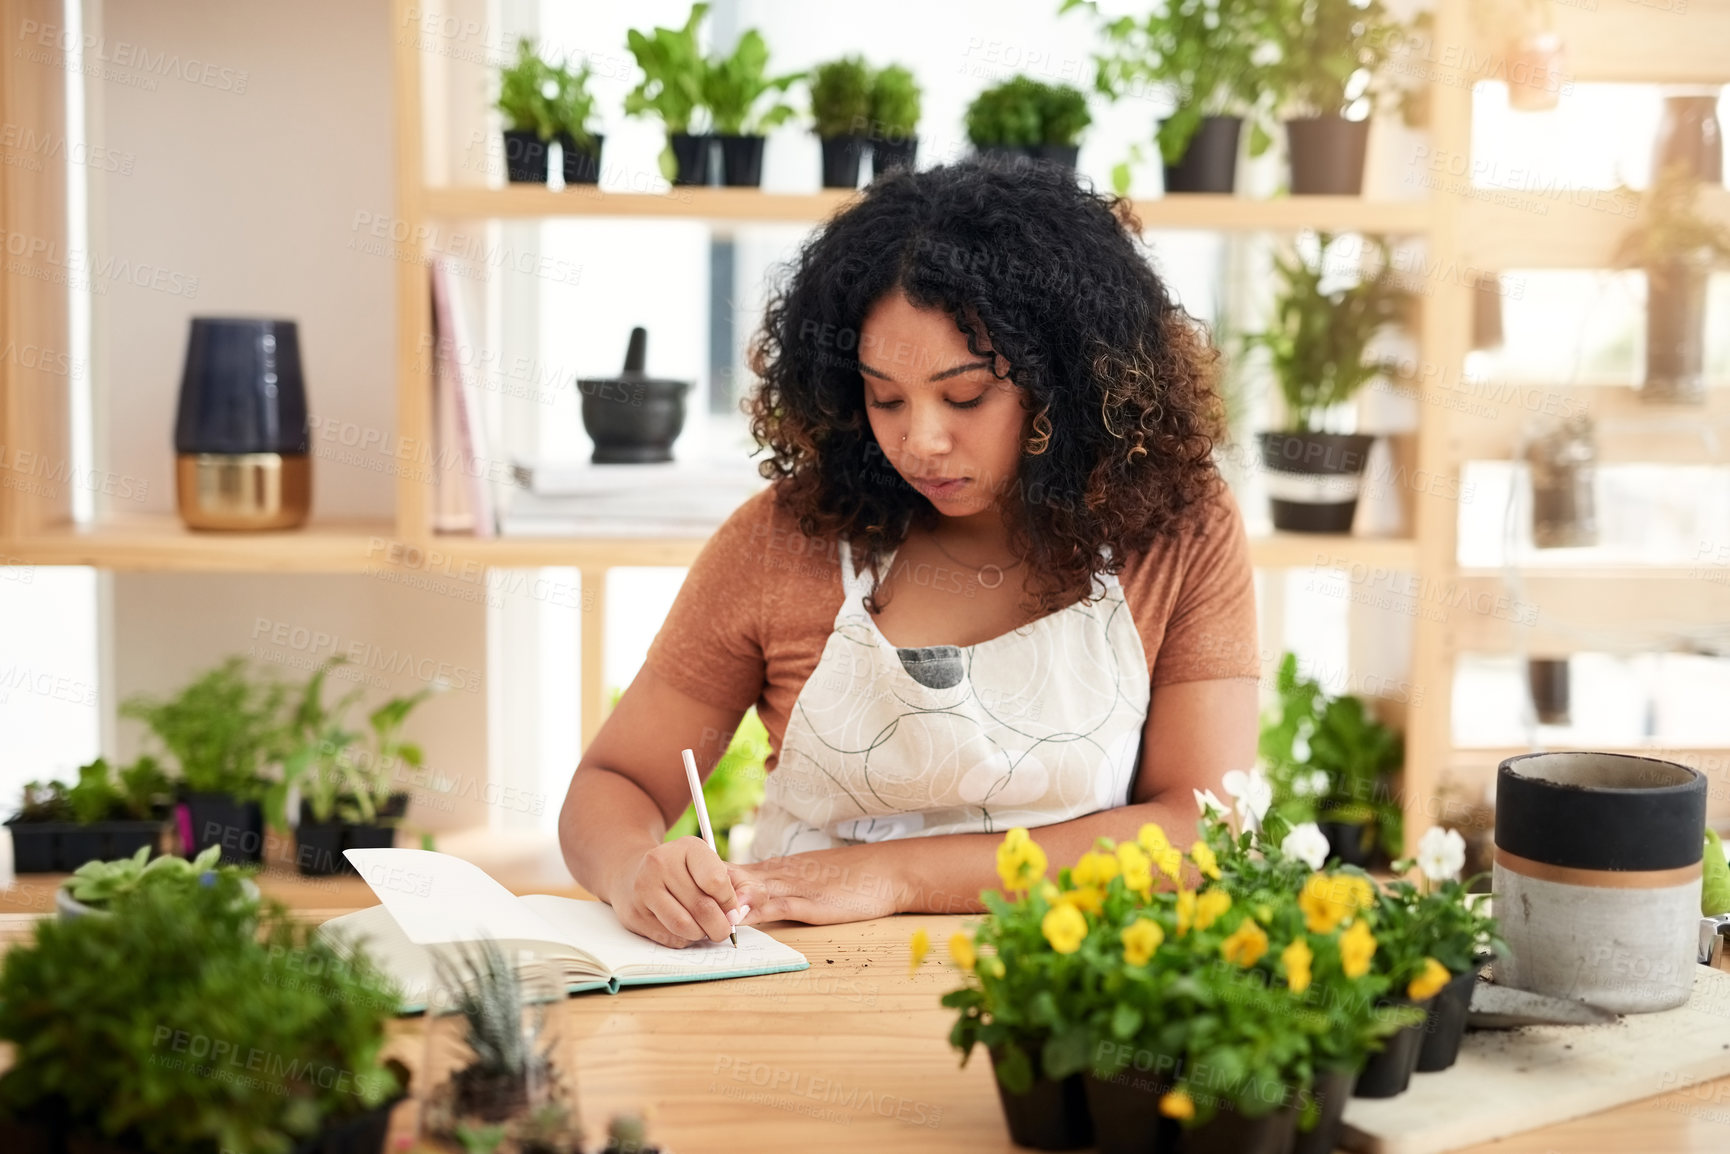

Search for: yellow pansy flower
xmin=1042 ymin=903 xmax=1088 ymax=954
xmin=1155 ymin=845 xmax=1184 ymax=883
xmin=1340 ymin=918 xmax=1378 ymax=979
xmin=948 ymin=931 xmax=976 ymax=972
xmin=1057 ymin=886 xmax=1105 ymax=916
xmin=1299 ymin=873 xmax=1376 ymax=935
xmin=996 ymin=828 xmax=1049 ymax=893
xmin=1175 ymin=888 xmax=1197 ymax=936
xmin=909 ymin=928 xmax=929 ymax=974
xmin=1122 ymin=917 xmax=1164 ymax=966
xmin=1194 ymin=888 xmax=1232 ymax=932
xmin=1160 ymin=1089 xmax=1195 ymax=1120
xmin=1408 ymin=957 xmax=1450 ymax=1001
xmin=1190 ymin=840 xmax=1221 ymax=881
xmin=1072 ymin=850 xmax=1121 ymax=889
xmin=1138 ymin=823 xmax=1171 ymax=857
xmin=1221 ymin=919 xmax=1269 ymax=967
xmin=1116 ymin=841 xmax=1154 ymax=897
xmin=1282 ymin=938 xmax=1314 ymax=994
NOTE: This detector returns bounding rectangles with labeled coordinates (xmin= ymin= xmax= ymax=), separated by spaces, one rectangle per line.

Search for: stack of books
xmin=501 ymin=455 xmax=769 ymax=537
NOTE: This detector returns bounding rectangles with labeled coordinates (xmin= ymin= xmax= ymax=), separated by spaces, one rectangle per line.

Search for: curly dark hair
xmin=745 ymin=156 xmax=1226 ymax=614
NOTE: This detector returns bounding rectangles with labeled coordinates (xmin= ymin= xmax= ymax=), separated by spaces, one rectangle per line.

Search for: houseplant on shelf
xmin=1034 ymin=81 xmax=1093 ymax=169
xmin=1264 ymin=0 xmax=1413 ymax=194
xmin=867 ymin=64 xmax=922 ymax=177
xmin=0 ymin=877 xmax=404 ymax=1154
xmin=1065 ymin=0 xmax=1273 ymax=194
xmin=1612 ymin=163 xmax=1730 ymax=405
xmin=550 ymin=57 xmax=603 ymax=187
xmin=286 ymin=658 xmax=435 ymax=877
xmin=965 ymin=78 xmax=1091 ymax=170
xmin=4 ymin=755 xmax=171 ymax=873
xmin=1260 ymin=653 xmax=1405 ymax=867
xmin=1245 ymin=233 xmax=1410 ymax=533
xmin=625 ymin=4 xmax=713 ymax=186
xmin=120 ymin=656 xmax=295 ymax=865
xmin=496 ymin=37 xmax=561 ymax=185
xmin=809 ymin=55 xmax=873 ymax=188
xmin=700 ymin=24 xmax=803 ymax=187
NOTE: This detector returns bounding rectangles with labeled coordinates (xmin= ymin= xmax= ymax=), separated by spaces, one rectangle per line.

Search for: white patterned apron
xmin=741 ymin=536 xmax=1152 ymax=862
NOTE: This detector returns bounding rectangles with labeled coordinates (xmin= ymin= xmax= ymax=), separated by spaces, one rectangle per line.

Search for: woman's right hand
xmin=612 ymin=836 xmax=748 ymax=948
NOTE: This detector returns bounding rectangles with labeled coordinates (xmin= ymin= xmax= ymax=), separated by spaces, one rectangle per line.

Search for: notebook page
xmin=518 ymin=894 xmax=807 ymax=980
xmin=343 ymin=848 xmax=577 ymax=949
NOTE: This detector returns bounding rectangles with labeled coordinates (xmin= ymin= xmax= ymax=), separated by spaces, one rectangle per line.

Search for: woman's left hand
xmin=728 ymin=849 xmax=903 ymax=927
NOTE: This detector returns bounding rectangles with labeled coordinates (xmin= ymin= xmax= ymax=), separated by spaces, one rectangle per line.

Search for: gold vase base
xmin=176 ymin=453 xmax=311 ymax=530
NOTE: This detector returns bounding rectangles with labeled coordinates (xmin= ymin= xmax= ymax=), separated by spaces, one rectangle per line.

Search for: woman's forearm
xmin=559 ymin=764 xmax=670 ymax=904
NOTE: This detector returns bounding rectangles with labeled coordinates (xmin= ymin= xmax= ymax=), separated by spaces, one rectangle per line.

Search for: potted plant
xmin=1261 ymin=653 xmax=1405 ymax=867
xmin=598 ymin=1113 xmax=661 ymax=1154
xmin=4 ymin=755 xmax=170 ymax=873
xmin=551 ymin=58 xmax=602 ymax=187
xmin=56 ymin=843 xmax=259 ymax=919
xmin=1525 ymin=411 xmax=1598 ymax=547
xmin=496 ymin=37 xmax=561 ymax=185
xmin=1245 ymin=233 xmax=1410 ymax=533
xmin=965 ymin=77 xmax=1046 ymax=165
xmin=809 ymin=56 xmax=873 ymax=188
xmin=700 ymin=25 xmax=803 ymax=187
xmin=0 ymin=877 xmax=404 ymax=1154
xmin=625 ymin=4 xmax=714 ymax=186
xmin=867 ymin=64 xmax=922 ymax=178
xmin=120 ymin=656 xmax=295 ymax=865
xmin=287 ymin=659 xmax=433 ymax=877
xmin=1066 ymin=0 xmax=1273 ymax=194
xmin=1494 ymin=0 xmax=1567 ymax=112
xmin=1033 ymin=82 xmax=1092 ymax=170
xmin=1265 ymin=0 xmax=1413 ymax=194
xmin=1612 ymin=164 xmax=1730 ymax=405
xmin=420 ymin=940 xmax=581 ymax=1152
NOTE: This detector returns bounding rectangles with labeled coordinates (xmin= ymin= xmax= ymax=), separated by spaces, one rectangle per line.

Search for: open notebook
xmin=317 ymin=848 xmax=808 ymax=1013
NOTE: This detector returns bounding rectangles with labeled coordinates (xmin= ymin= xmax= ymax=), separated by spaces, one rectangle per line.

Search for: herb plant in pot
xmin=809 ymin=55 xmax=873 ymax=189
xmin=496 ymin=38 xmax=561 ymax=185
xmin=867 ymin=64 xmax=922 ymax=177
xmin=701 ymin=25 xmax=803 ymax=188
xmin=1246 ymin=233 xmax=1409 ymax=533
xmin=287 ymin=659 xmax=433 ymax=877
xmin=1033 ymin=82 xmax=1092 ymax=169
xmin=551 ymin=59 xmax=603 ymax=187
xmin=965 ymin=77 xmax=1045 ymax=165
xmin=4 ymin=755 xmax=171 ymax=873
xmin=625 ymin=4 xmax=713 ymax=186
xmin=56 ymin=842 xmax=259 ymax=920
xmin=120 ymin=656 xmax=295 ymax=865
xmin=1067 ymin=0 xmax=1273 ymax=194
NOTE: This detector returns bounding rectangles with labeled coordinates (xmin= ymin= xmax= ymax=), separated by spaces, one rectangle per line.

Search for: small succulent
xmin=431 ymin=939 xmax=559 ymax=1124
xmin=602 ymin=1112 xmax=654 ymax=1154
xmin=67 ymin=843 xmax=233 ymax=907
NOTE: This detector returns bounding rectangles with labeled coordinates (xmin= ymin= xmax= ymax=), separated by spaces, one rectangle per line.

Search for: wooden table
xmin=3 ymin=871 xmax=1727 ymax=1152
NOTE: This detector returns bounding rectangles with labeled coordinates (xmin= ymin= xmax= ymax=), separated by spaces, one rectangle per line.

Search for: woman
xmin=559 ymin=157 xmax=1259 ymax=948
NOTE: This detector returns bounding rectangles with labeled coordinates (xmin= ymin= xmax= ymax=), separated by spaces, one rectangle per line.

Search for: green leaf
xmin=1111 ymin=1002 xmax=1143 ymax=1040
xmin=993 ymin=1044 xmax=1033 ymax=1095
xmin=1705 ymin=829 xmax=1730 ymax=916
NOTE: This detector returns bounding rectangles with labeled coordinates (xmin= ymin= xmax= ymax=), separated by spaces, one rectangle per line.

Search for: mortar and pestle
xmin=577 ymin=327 xmax=693 ymax=464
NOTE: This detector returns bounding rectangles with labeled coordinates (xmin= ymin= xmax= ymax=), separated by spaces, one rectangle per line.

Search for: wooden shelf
xmin=1249 ymin=532 xmax=1416 ymax=570
xmin=425 ymin=184 xmax=1432 ymax=234
xmin=1445 ymin=383 xmax=1730 ymax=465
xmin=1461 ymin=186 xmax=1730 ymax=269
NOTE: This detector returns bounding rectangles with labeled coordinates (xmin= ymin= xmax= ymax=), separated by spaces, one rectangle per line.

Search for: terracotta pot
xmin=1506 ymin=33 xmax=1566 ymax=112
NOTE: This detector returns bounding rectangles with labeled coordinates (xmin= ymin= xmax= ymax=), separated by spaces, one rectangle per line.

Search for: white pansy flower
xmin=1281 ymin=822 xmax=1331 ymax=871
xmin=1307 ymin=769 xmax=1330 ymax=797
xmin=1416 ymin=826 xmax=1467 ymax=883
xmin=1222 ymin=768 xmax=1273 ymax=832
xmin=1194 ymin=788 xmax=1229 ymax=818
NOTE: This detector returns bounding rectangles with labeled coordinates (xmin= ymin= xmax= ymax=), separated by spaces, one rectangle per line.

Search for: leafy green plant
xmin=9 ymin=757 xmax=169 ymax=826
xmin=1706 ymin=829 xmax=1730 ymax=916
xmin=0 ymin=878 xmax=401 ymax=1153
xmin=496 ymin=37 xmax=561 ymax=142
xmin=286 ymin=658 xmax=434 ymax=825
xmin=63 ymin=842 xmax=248 ymax=908
xmin=964 ymin=77 xmax=1046 ymax=148
xmin=809 ymin=56 xmax=873 ymax=138
xmin=664 ymin=709 xmax=770 ymax=860
xmin=120 ymin=656 xmax=296 ymax=821
xmin=1263 ymin=0 xmax=1414 ymax=118
xmin=1065 ymin=0 xmax=1274 ymax=176
xmin=868 ymin=64 xmax=922 ymax=140
xmin=701 ymin=28 xmax=803 ymax=135
xmin=550 ymin=59 xmax=599 ymax=153
xmin=625 ymin=4 xmax=711 ymax=135
xmin=1259 ymin=653 xmax=1405 ymax=858
xmin=1036 ymin=82 xmax=1092 ymax=146
xmin=1245 ymin=233 xmax=1410 ymax=434
xmin=10 ymin=780 xmax=72 ymax=822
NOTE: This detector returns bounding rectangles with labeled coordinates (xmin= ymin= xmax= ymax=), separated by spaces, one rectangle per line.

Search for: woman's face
xmin=858 ymin=289 xmax=1027 ymax=519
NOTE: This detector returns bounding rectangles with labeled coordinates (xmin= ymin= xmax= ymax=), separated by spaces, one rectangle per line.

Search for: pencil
xmin=680 ymin=747 xmax=738 ymax=948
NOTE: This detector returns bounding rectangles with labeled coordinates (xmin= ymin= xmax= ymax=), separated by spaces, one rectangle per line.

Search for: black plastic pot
xmin=989 ymin=1048 xmax=1092 ymax=1150
xmin=1180 ymin=1104 xmax=1297 ymax=1154
xmin=1527 ymin=658 xmax=1570 ymax=725
xmin=871 ymin=134 xmax=917 ymax=177
xmin=1286 ymin=116 xmax=1370 ymax=195
xmin=0 ymin=1115 xmax=61 ymax=1154
xmin=1643 ymin=261 xmax=1709 ymax=404
xmin=1416 ymin=958 xmax=1492 ymax=1072
xmin=501 ymin=129 xmax=550 ymax=184
xmin=1258 ymin=431 xmax=1374 ymax=533
xmin=1291 ymin=1065 xmax=1359 ymax=1154
xmin=296 ymin=794 xmax=408 ymax=876
xmin=1353 ymin=1016 xmax=1424 ymax=1098
xmin=1162 ymin=115 xmax=1241 ymax=194
xmin=559 ymin=132 xmax=603 ymax=186
xmin=578 ymin=326 xmax=692 ymax=464
xmin=1318 ymin=817 xmax=1376 ymax=868
xmin=976 ymin=144 xmax=1035 ymax=168
xmin=1083 ymin=1069 xmax=1180 ymax=1154
xmin=716 ymin=134 xmax=766 ymax=187
xmin=182 ymin=791 xmax=265 ymax=865
xmin=1033 ymin=143 xmax=1081 ymax=170
xmin=4 ymin=817 xmax=166 ymax=872
xmin=290 ymin=1093 xmax=405 ymax=1154
xmin=668 ymin=132 xmax=713 ymax=186
xmin=819 ymin=134 xmax=868 ymax=188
